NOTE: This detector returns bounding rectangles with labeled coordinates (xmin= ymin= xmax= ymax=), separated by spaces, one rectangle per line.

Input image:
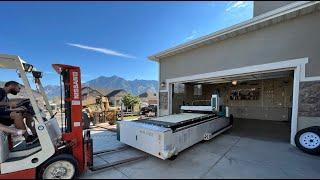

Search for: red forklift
xmin=0 ymin=54 xmax=145 ymax=179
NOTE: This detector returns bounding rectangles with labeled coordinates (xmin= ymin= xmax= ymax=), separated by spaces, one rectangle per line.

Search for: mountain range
xmin=44 ymin=75 xmax=158 ymax=98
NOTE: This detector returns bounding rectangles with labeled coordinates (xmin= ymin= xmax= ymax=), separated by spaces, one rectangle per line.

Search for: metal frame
xmin=36 ymin=79 xmax=54 ymax=117
xmin=0 ymin=54 xmax=55 ymax=174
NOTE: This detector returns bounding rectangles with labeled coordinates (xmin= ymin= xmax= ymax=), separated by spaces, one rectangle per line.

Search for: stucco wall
xmin=298 ymin=81 xmax=320 ymax=130
xmin=159 ymin=11 xmax=320 ymax=90
xmin=253 ymin=1 xmax=296 ymax=17
xmin=159 ymin=92 xmax=169 ymax=116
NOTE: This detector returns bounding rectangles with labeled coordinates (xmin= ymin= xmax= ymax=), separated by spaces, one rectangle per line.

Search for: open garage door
xmin=163 ymin=58 xmax=309 ymax=145
xmin=171 ymin=70 xmax=295 ymax=143
xmin=171 ymin=70 xmax=294 ymax=142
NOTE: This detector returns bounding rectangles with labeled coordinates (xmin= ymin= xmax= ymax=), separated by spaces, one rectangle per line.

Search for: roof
xmin=81 ymin=86 xmax=103 ymax=96
xmin=106 ymin=89 xmax=127 ymax=98
xmin=139 ymin=92 xmax=148 ymax=98
xmin=148 ymin=1 xmax=320 ymax=61
xmin=0 ymin=54 xmax=27 ymax=69
xmin=139 ymin=91 xmax=157 ymax=98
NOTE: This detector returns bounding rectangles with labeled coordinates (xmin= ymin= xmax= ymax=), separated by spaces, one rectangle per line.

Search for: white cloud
xmin=226 ymin=1 xmax=251 ymax=12
xmin=185 ymin=30 xmax=198 ymax=41
xmin=67 ymin=43 xmax=136 ymax=59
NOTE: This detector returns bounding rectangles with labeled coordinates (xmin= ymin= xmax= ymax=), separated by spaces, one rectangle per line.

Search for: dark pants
xmin=0 ymin=110 xmax=13 ymax=126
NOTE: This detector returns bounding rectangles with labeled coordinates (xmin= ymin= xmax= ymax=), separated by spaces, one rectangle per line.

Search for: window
xmin=173 ymin=83 xmax=185 ymax=94
xmin=194 ymin=84 xmax=202 ymax=96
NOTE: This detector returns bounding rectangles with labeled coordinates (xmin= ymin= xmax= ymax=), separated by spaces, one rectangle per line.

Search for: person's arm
xmin=0 ymin=102 xmax=8 ymax=106
xmin=0 ymin=101 xmax=17 ymax=108
xmin=0 ymin=123 xmax=26 ymax=135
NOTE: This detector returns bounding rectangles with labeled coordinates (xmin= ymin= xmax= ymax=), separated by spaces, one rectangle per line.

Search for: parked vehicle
xmin=140 ymin=105 xmax=157 ymax=116
xmin=295 ymin=126 xmax=320 ymax=155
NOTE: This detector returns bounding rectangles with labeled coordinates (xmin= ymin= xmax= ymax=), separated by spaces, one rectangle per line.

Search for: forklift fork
xmin=89 ymin=145 xmax=147 ymax=171
xmin=90 ymin=154 xmax=147 ymax=171
xmin=85 ymin=130 xmax=148 ymax=172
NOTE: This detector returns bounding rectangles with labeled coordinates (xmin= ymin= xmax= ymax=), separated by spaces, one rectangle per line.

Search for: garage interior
xmin=171 ymin=70 xmax=294 ymax=142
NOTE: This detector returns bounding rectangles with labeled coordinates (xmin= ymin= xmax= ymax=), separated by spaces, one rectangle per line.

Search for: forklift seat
xmin=0 ymin=131 xmax=9 ymax=163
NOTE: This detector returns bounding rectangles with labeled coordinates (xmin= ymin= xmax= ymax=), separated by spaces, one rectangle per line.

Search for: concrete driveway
xmin=81 ymin=127 xmax=320 ymax=179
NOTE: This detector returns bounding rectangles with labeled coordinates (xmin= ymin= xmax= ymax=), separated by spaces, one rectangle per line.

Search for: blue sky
xmin=0 ymin=1 xmax=253 ymax=85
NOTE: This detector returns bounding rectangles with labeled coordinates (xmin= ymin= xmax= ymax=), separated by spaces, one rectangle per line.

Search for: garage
xmin=149 ymin=1 xmax=320 ymax=148
xmin=171 ymin=70 xmax=294 ymax=142
xmin=162 ymin=58 xmax=305 ymax=145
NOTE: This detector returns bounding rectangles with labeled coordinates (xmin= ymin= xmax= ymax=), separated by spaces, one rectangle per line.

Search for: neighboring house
xmin=81 ymin=86 xmax=104 ymax=106
xmin=48 ymin=102 xmax=58 ymax=112
xmin=50 ymin=96 xmax=65 ymax=112
xmin=149 ymin=1 xmax=320 ymax=146
xmin=106 ymin=89 xmax=128 ymax=107
xmin=139 ymin=91 xmax=158 ymax=107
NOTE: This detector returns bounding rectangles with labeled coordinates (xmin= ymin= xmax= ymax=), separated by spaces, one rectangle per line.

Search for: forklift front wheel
xmin=37 ymin=154 xmax=79 ymax=179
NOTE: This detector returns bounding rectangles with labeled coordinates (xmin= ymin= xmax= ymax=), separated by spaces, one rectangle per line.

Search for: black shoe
xmin=25 ymin=135 xmax=39 ymax=145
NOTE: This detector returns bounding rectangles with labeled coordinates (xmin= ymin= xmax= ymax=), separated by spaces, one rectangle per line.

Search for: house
xmin=106 ymin=89 xmax=128 ymax=107
xmin=50 ymin=96 xmax=65 ymax=112
xmin=139 ymin=90 xmax=158 ymax=107
xmin=81 ymin=86 xmax=104 ymax=106
xmin=149 ymin=1 xmax=320 ymax=146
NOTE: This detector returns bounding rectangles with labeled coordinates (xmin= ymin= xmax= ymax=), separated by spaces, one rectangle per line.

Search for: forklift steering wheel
xmin=12 ymin=99 xmax=35 ymax=115
xmin=15 ymin=99 xmax=31 ymax=108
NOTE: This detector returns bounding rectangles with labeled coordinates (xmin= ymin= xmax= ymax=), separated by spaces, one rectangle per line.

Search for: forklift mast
xmin=51 ymin=64 xmax=144 ymax=175
xmin=52 ymin=64 xmax=87 ymax=173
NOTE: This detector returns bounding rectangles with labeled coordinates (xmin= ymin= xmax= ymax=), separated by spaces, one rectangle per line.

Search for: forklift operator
xmin=0 ymin=81 xmax=38 ymax=145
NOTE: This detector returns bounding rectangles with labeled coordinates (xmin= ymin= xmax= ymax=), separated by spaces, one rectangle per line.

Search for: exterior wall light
xmin=161 ymin=82 xmax=166 ymax=88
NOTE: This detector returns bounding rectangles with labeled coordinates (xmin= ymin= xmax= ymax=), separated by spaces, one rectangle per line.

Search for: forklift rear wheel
xmin=295 ymin=126 xmax=320 ymax=155
xmin=38 ymin=154 xmax=79 ymax=179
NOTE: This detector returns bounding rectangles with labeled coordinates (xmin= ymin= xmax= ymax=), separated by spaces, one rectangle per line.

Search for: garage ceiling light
xmin=232 ymin=80 xmax=237 ymax=85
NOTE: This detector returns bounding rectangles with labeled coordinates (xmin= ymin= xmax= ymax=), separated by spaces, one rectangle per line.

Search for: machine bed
xmin=134 ymin=113 xmax=219 ymax=131
xmin=118 ymin=112 xmax=232 ymax=160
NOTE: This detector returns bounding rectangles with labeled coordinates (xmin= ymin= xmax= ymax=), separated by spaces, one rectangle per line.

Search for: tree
xmin=122 ymin=93 xmax=140 ymax=112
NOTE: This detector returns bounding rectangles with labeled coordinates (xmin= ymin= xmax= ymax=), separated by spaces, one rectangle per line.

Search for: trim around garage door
xmin=165 ymin=58 xmax=308 ymax=84
xmin=161 ymin=57 xmax=319 ymax=146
